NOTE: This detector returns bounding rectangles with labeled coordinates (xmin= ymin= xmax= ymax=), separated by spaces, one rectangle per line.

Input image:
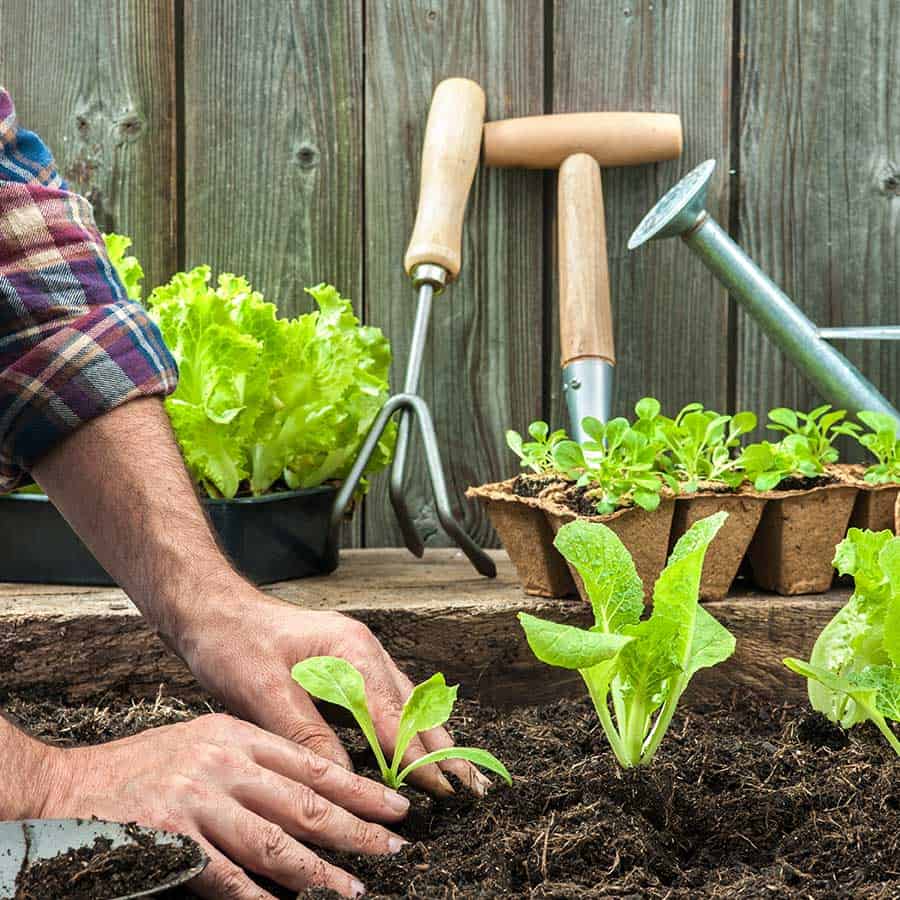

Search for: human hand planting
xmin=177 ymin=589 xmax=493 ymax=800
xmin=40 ymin=712 xmax=407 ymax=898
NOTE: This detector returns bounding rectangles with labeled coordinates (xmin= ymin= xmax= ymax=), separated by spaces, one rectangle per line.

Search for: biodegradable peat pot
xmin=0 ymin=487 xmax=340 ymax=587
xmin=669 ymin=488 xmax=768 ymax=602
xmin=540 ymin=490 xmax=675 ymax=601
xmin=467 ymin=479 xmax=576 ymax=598
xmin=746 ymin=481 xmax=858 ymax=595
xmin=831 ymin=463 xmax=900 ymax=534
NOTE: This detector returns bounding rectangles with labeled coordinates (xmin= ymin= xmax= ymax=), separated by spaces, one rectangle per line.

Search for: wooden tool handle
xmin=404 ymin=78 xmax=486 ymax=280
xmin=558 ymin=154 xmax=614 ymax=367
xmin=484 ymin=111 xmax=682 ymax=169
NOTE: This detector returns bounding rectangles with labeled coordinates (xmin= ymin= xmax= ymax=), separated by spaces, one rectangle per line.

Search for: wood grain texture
xmin=550 ymin=0 xmax=733 ymax=426
xmin=0 ymin=0 xmax=178 ymax=290
xmin=737 ymin=2 xmax=900 ymax=452
xmin=0 ymin=549 xmax=848 ymax=708
xmin=363 ymin=0 xmax=546 ymax=549
xmin=182 ymin=0 xmax=364 ymax=546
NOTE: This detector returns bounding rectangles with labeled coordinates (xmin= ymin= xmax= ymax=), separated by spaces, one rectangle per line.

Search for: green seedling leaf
xmin=392 ymin=673 xmax=457 ymax=773
xmin=292 ymin=656 xmax=390 ymax=780
xmin=518 ymin=612 xmax=632 ymax=669
xmin=397 ymin=747 xmax=512 ymax=787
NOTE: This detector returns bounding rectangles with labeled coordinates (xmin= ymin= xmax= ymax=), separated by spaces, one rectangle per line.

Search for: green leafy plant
xmin=552 ymin=412 xmax=677 ymax=514
xmin=103 ymin=233 xmax=144 ymax=301
xmin=519 ymin=512 xmax=735 ymax=768
xmin=736 ymin=434 xmax=823 ymax=491
xmin=660 ymin=404 xmax=757 ymax=492
xmin=856 ymin=411 xmax=900 ymax=484
xmin=291 ymin=657 xmax=511 ymax=789
xmin=505 ymin=421 xmax=569 ymax=474
xmin=784 ymin=528 xmax=900 ymax=756
xmin=766 ymin=405 xmax=860 ymax=465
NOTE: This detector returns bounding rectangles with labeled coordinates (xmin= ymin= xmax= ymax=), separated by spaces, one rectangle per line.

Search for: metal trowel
xmin=558 ymin=153 xmax=615 ymax=437
xmin=0 ymin=818 xmax=207 ymax=899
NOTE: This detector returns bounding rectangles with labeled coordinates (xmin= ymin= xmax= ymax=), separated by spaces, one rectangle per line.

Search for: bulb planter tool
xmin=330 ymin=78 xmax=495 ymax=578
xmin=628 ymin=159 xmax=900 ymax=425
xmin=558 ymin=154 xmax=615 ymax=441
xmin=0 ymin=818 xmax=207 ymax=898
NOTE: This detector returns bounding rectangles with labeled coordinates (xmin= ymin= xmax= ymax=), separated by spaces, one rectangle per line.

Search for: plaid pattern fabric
xmin=0 ymin=87 xmax=178 ymax=492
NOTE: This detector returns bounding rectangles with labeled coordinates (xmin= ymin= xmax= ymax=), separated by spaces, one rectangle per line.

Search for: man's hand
xmin=41 ymin=713 xmax=409 ymax=899
xmin=178 ymin=590 xmax=491 ymax=798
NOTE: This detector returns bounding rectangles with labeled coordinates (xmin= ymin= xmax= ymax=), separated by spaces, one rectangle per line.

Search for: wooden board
xmin=736 ymin=2 xmax=900 ymax=449
xmin=549 ymin=0 xmax=734 ymax=425
xmin=362 ymin=0 xmax=546 ymax=549
xmin=182 ymin=0 xmax=364 ymax=546
xmin=0 ymin=0 xmax=178 ymax=290
xmin=0 ymin=549 xmax=847 ymax=708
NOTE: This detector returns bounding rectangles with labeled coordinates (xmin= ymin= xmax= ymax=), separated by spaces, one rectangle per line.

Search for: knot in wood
xmin=878 ymin=162 xmax=900 ymax=196
xmin=295 ymin=144 xmax=319 ymax=169
xmin=116 ymin=115 xmax=145 ymax=141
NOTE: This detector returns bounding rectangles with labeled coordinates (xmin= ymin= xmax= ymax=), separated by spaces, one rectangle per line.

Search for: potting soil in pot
xmin=11 ymin=689 xmax=899 ymax=899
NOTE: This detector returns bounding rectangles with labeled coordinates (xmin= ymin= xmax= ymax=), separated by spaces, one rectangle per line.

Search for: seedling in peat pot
xmin=291 ymin=657 xmax=511 ymax=789
xmin=856 ymin=411 xmax=900 ymax=484
xmin=519 ymin=512 xmax=735 ymax=768
xmin=737 ymin=434 xmax=823 ymax=491
xmin=660 ymin=404 xmax=757 ymax=492
xmin=766 ymin=405 xmax=860 ymax=465
xmin=506 ymin=421 xmax=569 ymax=474
xmin=784 ymin=528 xmax=900 ymax=756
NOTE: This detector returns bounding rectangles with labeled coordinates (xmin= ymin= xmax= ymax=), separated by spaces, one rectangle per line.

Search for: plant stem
xmin=582 ymin=671 xmax=631 ymax=768
xmin=639 ymin=680 xmax=685 ymax=766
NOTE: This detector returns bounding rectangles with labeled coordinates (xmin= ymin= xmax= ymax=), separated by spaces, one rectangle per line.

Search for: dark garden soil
xmin=770 ymin=473 xmax=836 ymax=492
xmin=6 ymin=689 xmax=899 ymax=899
xmin=13 ymin=825 xmax=201 ymax=900
xmin=510 ymin=474 xmax=569 ymax=499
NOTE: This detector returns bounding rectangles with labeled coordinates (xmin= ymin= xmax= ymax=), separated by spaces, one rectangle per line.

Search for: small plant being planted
xmin=784 ymin=528 xmax=900 ymax=756
xmin=291 ymin=657 xmax=511 ymax=789
xmin=741 ymin=406 xmax=860 ymax=596
xmin=519 ymin=512 xmax=735 ymax=767
xmin=660 ymin=404 xmax=764 ymax=600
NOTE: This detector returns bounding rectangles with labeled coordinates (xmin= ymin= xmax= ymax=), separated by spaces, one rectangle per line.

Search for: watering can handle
xmin=404 ymin=78 xmax=486 ymax=282
xmin=558 ymin=154 xmax=615 ymax=367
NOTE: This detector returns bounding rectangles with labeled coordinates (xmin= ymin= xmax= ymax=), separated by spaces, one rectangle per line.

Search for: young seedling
xmin=506 ymin=421 xmax=569 ymax=474
xmin=736 ymin=434 xmax=823 ymax=491
xmin=766 ymin=405 xmax=860 ymax=466
xmin=856 ymin=411 xmax=900 ymax=484
xmin=784 ymin=528 xmax=900 ymax=756
xmin=660 ymin=404 xmax=757 ymax=492
xmin=519 ymin=512 xmax=735 ymax=768
xmin=291 ymin=657 xmax=511 ymax=789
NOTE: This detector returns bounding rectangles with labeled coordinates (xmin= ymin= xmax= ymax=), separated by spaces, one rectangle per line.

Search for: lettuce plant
xmin=766 ymin=405 xmax=860 ymax=465
xmin=103 ymin=233 xmax=144 ymax=302
xmin=552 ymin=415 xmax=676 ymax=514
xmin=784 ymin=528 xmax=900 ymax=755
xmin=856 ymin=411 xmax=900 ymax=484
xmin=291 ymin=657 xmax=511 ymax=789
xmin=519 ymin=512 xmax=735 ymax=768
xmin=736 ymin=435 xmax=823 ymax=491
xmin=660 ymin=404 xmax=756 ymax=492
xmin=506 ymin=421 xmax=569 ymax=474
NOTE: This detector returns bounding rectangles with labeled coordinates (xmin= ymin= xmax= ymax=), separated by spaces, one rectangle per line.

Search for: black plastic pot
xmin=0 ymin=487 xmax=340 ymax=587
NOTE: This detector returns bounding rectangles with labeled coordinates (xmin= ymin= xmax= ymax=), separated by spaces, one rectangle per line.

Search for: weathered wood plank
xmin=737 ymin=2 xmax=900 ymax=451
xmin=0 ymin=0 xmax=178 ymax=290
xmin=363 ymin=0 xmax=545 ymax=549
xmin=182 ymin=0 xmax=364 ymax=545
xmin=0 ymin=549 xmax=847 ymax=708
xmin=550 ymin=0 xmax=733 ymax=426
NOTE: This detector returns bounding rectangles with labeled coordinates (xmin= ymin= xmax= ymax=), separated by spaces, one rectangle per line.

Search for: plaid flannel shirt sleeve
xmin=0 ymin=87 xmax=178 ymax=493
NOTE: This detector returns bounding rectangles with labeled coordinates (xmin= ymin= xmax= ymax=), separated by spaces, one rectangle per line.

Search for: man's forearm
xmin=31 ymin=397 xmax=242 ymax=651
xmin=0 ymin=714 xmax=56 ymax=819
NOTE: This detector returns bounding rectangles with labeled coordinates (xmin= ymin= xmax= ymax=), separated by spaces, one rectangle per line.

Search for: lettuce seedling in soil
xmin=552 ymin=413 xmax=677 ymax=514
xmin=766 ymin=405 xmax=860 ymax=465
xmin=506 ymin=421 xmax=569 ymax=474
xmin=856 ymin=411 xmax=900 ymax=484
xmin=660 ymin=404 xmax=756 ymax=492
xmin=291 ymin=657 xmax=511 ymax=789
xmin=736 ymin=434 xmax=824 ymax=491
xmin=519 ymin=512 xmax=735 ymax=768
xmin=784 ymin=527 xmax=900 ymax=755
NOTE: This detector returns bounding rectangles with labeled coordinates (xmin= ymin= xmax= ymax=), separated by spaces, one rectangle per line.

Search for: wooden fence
xmin=2 ymin=0 xmax=898 ymax=549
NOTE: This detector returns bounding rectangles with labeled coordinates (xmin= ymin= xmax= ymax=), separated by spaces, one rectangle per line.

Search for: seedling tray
xmin=0 ymin=487 xmax=339 ymax=587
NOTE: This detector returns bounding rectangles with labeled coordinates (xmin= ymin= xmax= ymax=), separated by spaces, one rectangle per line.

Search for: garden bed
xmin=7 ymin=689 xmax=899 ymax=899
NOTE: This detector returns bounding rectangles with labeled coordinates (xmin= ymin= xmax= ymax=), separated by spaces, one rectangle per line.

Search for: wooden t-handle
xmin=558 ymin=154 xmax=614 ymax=367
xmin=484 ymin=111 xmax=682 ymax=169
xmin=404 ymin=78 xmax=486 ymax=280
